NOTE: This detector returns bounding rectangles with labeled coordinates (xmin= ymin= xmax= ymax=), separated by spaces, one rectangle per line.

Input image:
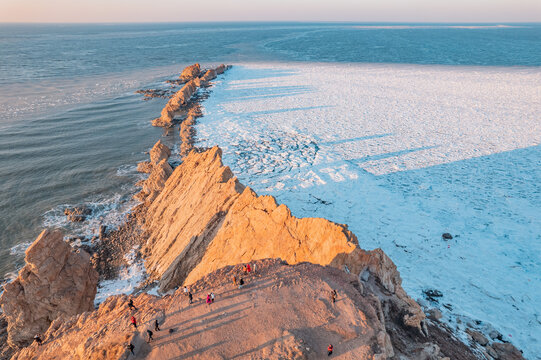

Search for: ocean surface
xmin=0 ymin=22 xmax=540 ymax=357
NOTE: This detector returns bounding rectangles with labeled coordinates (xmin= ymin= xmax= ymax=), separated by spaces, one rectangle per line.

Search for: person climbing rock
xmin=238 ymin=277 xmax=244 ymax=289
xmin=188 ymin=291 xmax=193 ymax=304
xmin=127 ymin=342 xmax=135 ymax=355
xmin=331 ymin=289 xmax=337 ymax=304
xmin=130 ymin=316 xmax=137 ymax=329
xmin=128 ymin=299 xmax=137 ymax=311
xmin=154 ymin=319 xmax=160 ymax=331
xmin=147 ymin=329 xmax=154 ymax=342
xmin=34 ymin=334 xmax=42 ymax=346
xmin=210 ymin=292 xmax=215 ymax=303
xmin=253 ymin=262 xmax=257 ymax=274
xmin=327 ymin=344 xmax=333 ymax=356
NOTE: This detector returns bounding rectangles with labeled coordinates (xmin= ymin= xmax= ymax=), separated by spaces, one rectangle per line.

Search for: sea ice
xmin=197 ymin=62 xmax=541 ymax=358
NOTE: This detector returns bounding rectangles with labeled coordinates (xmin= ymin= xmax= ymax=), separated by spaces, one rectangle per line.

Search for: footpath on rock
xmin=0 ymin=64 xmax=526 ymax=360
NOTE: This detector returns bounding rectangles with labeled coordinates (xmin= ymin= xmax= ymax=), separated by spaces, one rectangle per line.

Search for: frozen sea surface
xmin=197 ymin=63 xmax=541 ymax=358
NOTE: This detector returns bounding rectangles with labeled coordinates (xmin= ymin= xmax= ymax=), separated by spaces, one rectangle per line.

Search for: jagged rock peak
xmin=0 ymin=229 xmax=98 ymax=348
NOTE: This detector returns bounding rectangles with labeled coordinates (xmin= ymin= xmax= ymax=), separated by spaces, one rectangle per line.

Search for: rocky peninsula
xmin=0 ymin=64 xmax=525 ymax=359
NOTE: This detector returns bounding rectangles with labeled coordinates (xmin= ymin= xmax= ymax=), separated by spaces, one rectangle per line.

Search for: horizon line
xmin=1 ymin=20 xmax=540 ymax=25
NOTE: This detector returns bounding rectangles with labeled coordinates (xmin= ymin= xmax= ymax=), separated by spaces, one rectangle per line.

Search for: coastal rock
xmin=140 ymin=146 xmax=425 ymax=333
xmin=215 ymin=64 xmax=226 ymax=74
xmin=179 ymin=63 xmax=200 ymax=81
xmin=135 ymin=159 xmax=173 ymax=204
xmin=492 ymin=342 xmax=525 ymax=360
xmin=0 ymin=229 xmax=98 ymax=348
xmin=466 ymin=328 xmax=489 ymax=346
xmin=9 ymin=260 xmax=480 ymax=360
xmin=152 ymin=80 xmax=199 ymax=127
xmin=136 ymin=161 xmax=152 ymax=174
xmin=427 ymin=308 xmax=443 ymax=321
xmin=149 ymin=140 xmax=171 ymax=165
xmin=64 ymin=206 xmax=92 ymax=222
xmin=200 ymin=69 xmax=217 ymax=84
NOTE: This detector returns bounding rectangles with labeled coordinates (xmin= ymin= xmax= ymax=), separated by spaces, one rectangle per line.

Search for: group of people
xmin=125 ymin=298 xmax=164 ymax=356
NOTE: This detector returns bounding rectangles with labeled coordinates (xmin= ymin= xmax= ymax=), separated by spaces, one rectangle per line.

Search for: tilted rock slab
xmin=141 ymin=147 xmax=425 ymax=332
xmin=0 ymin=229 xmax=98 ymax=347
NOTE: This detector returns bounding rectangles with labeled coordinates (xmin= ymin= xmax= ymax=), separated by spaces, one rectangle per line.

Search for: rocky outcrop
xmin=9 ymin=260 xmax=466 ymax=360
xmin=152 ymin=80 xmax=198 ymax=127
xmin=64 ymin=206 xmax=92 ymax=222
xmin=134 ymin=141 xmax=173 ymax=204
xmin=140 ymin=146 xmax=426 ymax=336
xmin=200 ymin=69 xmax=217 ymax=84
xmin=0 ymin=229 xmax=98 ymax=348
xmin=149 ymin=140 xmax=171 ymax=165
xmin=179 ymin=63 xmax=200 ymax=81
xmin=152 ymin=64 xmax=230 ymax=127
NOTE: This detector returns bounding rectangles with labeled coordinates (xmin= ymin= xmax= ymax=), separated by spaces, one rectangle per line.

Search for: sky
xmin=0 ymin=0 xmax=540 ymax=23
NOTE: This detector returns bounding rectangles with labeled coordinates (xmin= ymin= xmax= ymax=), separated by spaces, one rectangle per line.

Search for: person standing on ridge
xmin=188 ymin=291 xmax=193 ymax=305
xmin=147 ymin=329 xmax=154 ymax=342
xmin=34 ymin=334 xmax=42 ymax=346
xmin=154 ymin=319 xmax=160 ymax=331
xmin=246 ymin=263 xmax=251 ymax=273
xmin=210 ymin=292 xmax=215 ymax=303
xmin=130 ymin=316 xmax=137 ymax=329
xmin=206 ymin=293 xmax=212 ymax=308
xmin=128 ymin=299 xmax=137 ymax=311
xmin=183 ymin=286 xmax=188 ymax=295
xmin=232 ymin=275 xmax=237 ymax=287
xmin=327 ymin=344 xmax=333 ymax=356
xmin=238 ymin=277 xmax=244 ymax=289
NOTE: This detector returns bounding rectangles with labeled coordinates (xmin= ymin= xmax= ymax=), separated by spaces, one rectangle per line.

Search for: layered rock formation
xmin=0 ymin=229 xmax=98 ymax=348
xmin=140 ymin=146 xmax=426 ymax=338
xmin=10 ymin=260 xmax=470 ymax=360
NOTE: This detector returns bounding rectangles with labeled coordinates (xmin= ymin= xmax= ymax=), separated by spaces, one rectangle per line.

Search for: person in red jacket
xmin=327 ymin=344 xmax=333 ymax=356
xmin=130 ymin=316 xmax=137 ymax=329
xmin=246 ymin=263 xmax=251 ymax=273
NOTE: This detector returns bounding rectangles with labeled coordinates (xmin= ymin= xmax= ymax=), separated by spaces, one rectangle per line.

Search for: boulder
xmin=492 ymin=343 xmax=525 ymax=360
xmin=179 ymin=63 xmax=200 ymax=81
xmin=64 ymin=206 xmax=92 ymax=222
xmin=466 ymin=328 xmax=489 ymax=346
xmin=427 ymin=308 xmax=442 ymax=321
xmin=0 ymin=229 xmax=98 ymax=347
